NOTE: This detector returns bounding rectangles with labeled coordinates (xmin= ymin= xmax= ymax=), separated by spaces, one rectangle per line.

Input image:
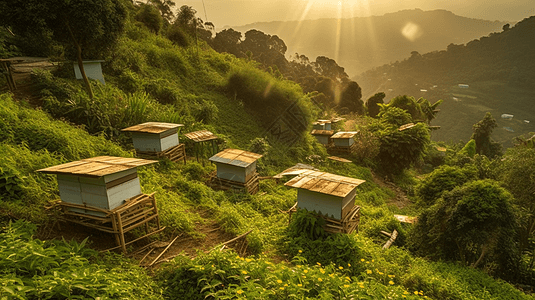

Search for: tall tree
xmin=471 ymin=112 xmax=502 ymax=158
xmin=2 ymin=0 xmax=127 ymax=99
xmin=339 ymin=81 xmax=364 ymax=115
xmin=366 ymin=92 xmax=385 ymax=118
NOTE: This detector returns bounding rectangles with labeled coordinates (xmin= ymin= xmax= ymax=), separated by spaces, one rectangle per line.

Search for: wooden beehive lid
xmin=311 ymin=129 xmax=334 ymax=136
xmin=331 ymin=131 xmax=359 ymax=139
xmin=37 ymin=156 xmax=158 ymax=178
xmin=209 ymin=148 xmax=262 ymax=168
xmin=284 ymin=170 xmax=365 ymax=197
xmin=327 ymin=156 xmax=352 ymax=163
xmin=313 ymin=119 xmax=331 ymax=125
xmin=331 ymin=117 xmax=345 ymax=123
xmin=274 ymin=163 xmax=319 ymax=178
xmin=184 ymin=130 xmax=218 ymax=142
xmin=398 ymin=123 xmax=416 ymax=131
xmin=122 ymin=122 xmax=184 ymax=134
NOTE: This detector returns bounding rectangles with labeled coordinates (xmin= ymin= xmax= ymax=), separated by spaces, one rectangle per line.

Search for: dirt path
xmin=371 ymin=172 xmax=412 ymax=209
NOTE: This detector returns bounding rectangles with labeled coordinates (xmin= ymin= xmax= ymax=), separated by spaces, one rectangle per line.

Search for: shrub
xmin=416 ymin=165 xmax=477 ymax=205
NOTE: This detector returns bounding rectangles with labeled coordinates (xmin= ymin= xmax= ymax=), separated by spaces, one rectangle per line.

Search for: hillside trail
xmin=3 ymin=57 xmax=55 ymax=105
xmin=342 ymin=117 xmax=411 ymax=209
xmin=38 ymin=207 xmax=243 ymax=268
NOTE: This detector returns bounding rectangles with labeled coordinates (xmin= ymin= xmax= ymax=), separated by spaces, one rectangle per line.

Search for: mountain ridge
xmin=228 ymin=9 xmax=508 ymax=76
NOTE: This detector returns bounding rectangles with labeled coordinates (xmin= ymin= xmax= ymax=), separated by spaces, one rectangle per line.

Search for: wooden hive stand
xmin=55 ymin=193 xmax=165 ymax=253
xmin=207 ymin=170 xmax=260 ymax=195
xmin=323 ymin=205 xmax=361 ymax=234
xmin=136 ymin=143 xmax=186 ymax=164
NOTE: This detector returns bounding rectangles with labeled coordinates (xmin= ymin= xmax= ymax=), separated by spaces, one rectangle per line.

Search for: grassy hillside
xmin=1 ymin=4 xmax=534 ymax=299
xmin=230 ymin=9 xmax=506 ymax=76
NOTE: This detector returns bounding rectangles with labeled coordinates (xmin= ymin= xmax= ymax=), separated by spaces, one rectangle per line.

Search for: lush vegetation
xmin=358 ymin=16 xmax=535 ymax=147
xmin=1 ymin=1 xmax=534 ymax=299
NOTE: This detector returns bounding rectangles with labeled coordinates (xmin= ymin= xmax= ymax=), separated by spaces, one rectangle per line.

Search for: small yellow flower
xmin=211 ymin=265 xmax=214 ymax=268
xmin=403 ymin=291 xmax=409 ymax=295
xmin=318 ymin=278 xmax=323 ymax=282
xmin=320 ymin=269 xmax=325 ymax=274
xmin=414 ymin=291 xmax=419 ymax=295
xmin=366 ymin=269 xmax=372 ymax=274
xmin=298 ymin=250 xmax=303 ymax=253
xmin=284 ymin=284 xmax=288 ymax=287
xmin=277 ymin=280 xmax=283 ymax=284
xmin=245 ymin=258 xmax=252 ymax=262
xmin=297 ymin=284 xmax=302 ymax=287
xmin=372 ymin=260 xmax=374 ymax=262
xmin=237 ymin=290 xmax=244 ymax=294
xmin=241 ymin=270 xmax=248 ymax=275
xmin=303 ymin=270 xmax=308 ymax=274
xmin=389 ymin=281 xmax=394 ymax=285
xmin=360 ymin=258 xmax=365 ymax=262
xmin=419 ymin=291 xmax=424 ymax=295
xmin=345 ymin=276 xmax=351 ymax=281
xmin=366 ymin=261 xmax=370 ymax=264
xmin=280 ymin=287 xmax=285 ymax=290
xmin=359 ymin=285 xmax=365 ymax=289
xmin=236 ymin=256 xmax=240 ymax=259
xmin=302 ymin=275 xmax=307 ymax=279
xmin=378 ymin=272 xmax=384 ymax=275
xmin=344 ymin=284 xmax=349 ymax=288
xmin=339 ymin=266 xmax=344 ymax=270
xmin=316 ymin=262 xmax=321 ymax=266
xmin=388 ymin=274 xmax=394 ymax=278
xmin=348 ymin=263 xmax=351 ymax=267
xmin=329 ymin=274 xmax=334 ymax=277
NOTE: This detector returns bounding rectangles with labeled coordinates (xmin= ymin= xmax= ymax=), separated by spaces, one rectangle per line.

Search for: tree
xmin=374 ymin=120 xmax=430 ymax=175
xmin=2 ymin=0 xmax=127 ymax=99
xmin=416 ymin=165 xmax=477 ymax=205
xmin=212 ymin=28 xmax=242 ymax=56
xmin=471 ymin=112 xmax=502 ymax=158
xmin=146 ymin=0 xmax=176 ymax=24
xmin=410 ymin=180 xmax=519 ymax=278
xmin=500 ymin=146 xmax=535 ymax=263
xmin=339 ymin=81 xmax=364 ymax=115
xmin=135 ymin=3 xmax=163 ymax=33
xmin=366 ymin=92 xmax=385 ymax=118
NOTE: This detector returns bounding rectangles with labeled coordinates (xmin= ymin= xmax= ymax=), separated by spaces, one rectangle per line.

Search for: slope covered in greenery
xmin=1 ymin=1 xmax=534 ymax=299
xmin=357 ymin=15 xmax=535 ymax=147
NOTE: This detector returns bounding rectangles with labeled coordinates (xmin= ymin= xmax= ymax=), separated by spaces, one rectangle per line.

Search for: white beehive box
xmin=37 ymin=156 xmax=157 ymax=214
xmin=311 ymin=129 xmax=334 ymax=145
xmin=331 ymin=131 xmax=359 ymax=147
xmin=122 ymin=122 xmax=184 ymax=153
xmin=73 ymin=60 xmax=106 ymax=85
xmin=209 ymin=149 xmax=262 ymax=183
xmin=285 ymin=170 xmax=365 ymax=220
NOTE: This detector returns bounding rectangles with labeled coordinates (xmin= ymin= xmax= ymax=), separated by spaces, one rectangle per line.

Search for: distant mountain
xmin=357 ymin=16 xmax=535 ymax=148
xmin=229 ymin=9 xmax=507 ymax=76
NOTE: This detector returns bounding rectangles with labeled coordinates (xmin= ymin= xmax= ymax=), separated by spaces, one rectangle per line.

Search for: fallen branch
xmin=148 ymin=234 xmax=182 ymax=267
xmin=382 ymin=229 xmax=398 ymax=250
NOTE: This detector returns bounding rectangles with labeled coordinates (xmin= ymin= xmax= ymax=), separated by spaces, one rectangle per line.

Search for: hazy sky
xmin=181 ymin=0 xmax=535 ymax=28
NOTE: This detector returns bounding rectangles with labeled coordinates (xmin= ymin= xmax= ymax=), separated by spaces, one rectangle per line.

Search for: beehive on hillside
xmin=37 ymin=156 xmax=163 ymax=253
xmin=313 ymin=120 xmax=332 ymax=131
xmin=311 ymin=129 xmax=334 ymax=146
xmin=185 ymin=130 xmax=219 ymax=162
xmin=122 ymin=122 xmax=186 ymax=163
xmin=330 ymin=131 xmax=359 ymax=154
xmin=208 ymin=148 xmax=262 ymax=194
xmin=285 ymin=170 xmax=365 ymax=234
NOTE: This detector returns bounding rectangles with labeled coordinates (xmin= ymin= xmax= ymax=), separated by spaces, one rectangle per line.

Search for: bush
xmin=415 ymin=165 xmax=477 ymax=205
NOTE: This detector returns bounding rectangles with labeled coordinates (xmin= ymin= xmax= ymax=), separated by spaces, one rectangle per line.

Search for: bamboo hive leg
xmin=110 ymin=213 xmax=121 ymax=247
xmin=116 ymin=212 xmax=127 ymax=253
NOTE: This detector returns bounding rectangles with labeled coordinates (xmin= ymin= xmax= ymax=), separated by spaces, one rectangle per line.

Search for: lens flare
xmin=401 ymin=22 xmax=423 ymax=42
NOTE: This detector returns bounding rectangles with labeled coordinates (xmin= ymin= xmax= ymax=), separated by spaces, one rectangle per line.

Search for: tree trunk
xmin=67 ymin=22 xmax=94 ymax=99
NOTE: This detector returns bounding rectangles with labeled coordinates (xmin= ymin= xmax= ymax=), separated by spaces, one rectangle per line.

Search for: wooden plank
xmin=105 ymin=173 xmax=138 ymax=189
xmin=148 ymin=234 xmax=181 ymax=267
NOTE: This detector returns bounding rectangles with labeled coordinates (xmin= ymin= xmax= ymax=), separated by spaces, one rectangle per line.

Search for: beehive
xmin=209 ymin=149 xmax=262 ymax=183
xmin=330 ymin=131 xmax=358 ymax=148
xmin=311 ymin=129 xmax=334 ymax=145
xmin=284 ymin=170 xmax=365 ymax=220
xmin=122 ymin=122 xmax=184 ymax=153
xmin=312 ymin=120 xmax=332 ymax=131
xmin=37 ymin=156 xmax=157 ymax=215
